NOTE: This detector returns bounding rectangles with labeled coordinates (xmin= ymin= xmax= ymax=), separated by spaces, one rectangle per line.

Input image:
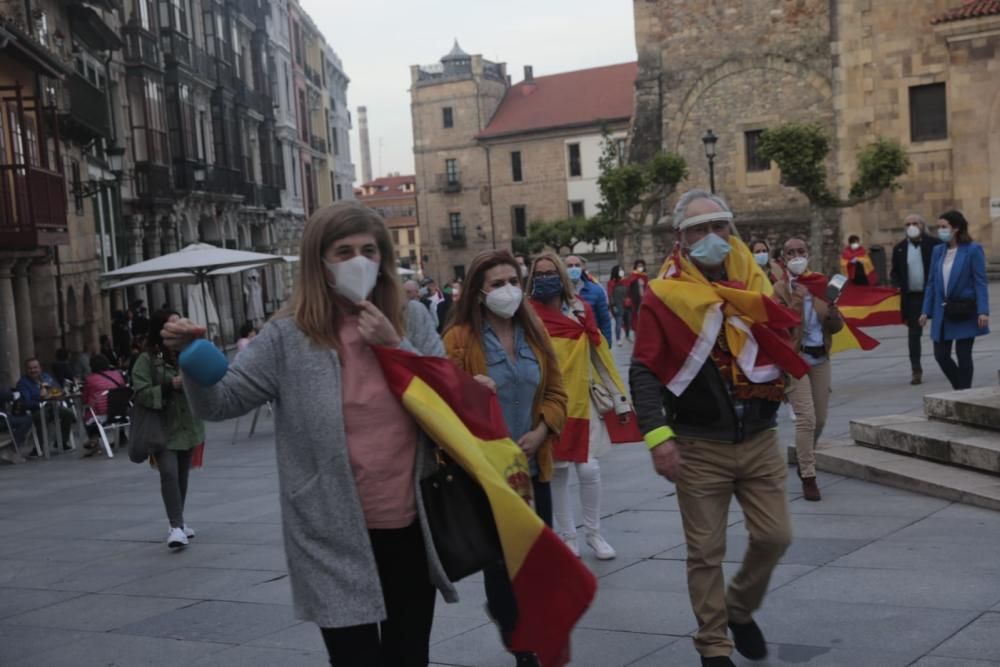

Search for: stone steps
xmin=924 ymin=387 xmax=1000 ymax=431
xmin=813 ymin=442 xmax=1000 ymax=512
xmin=808 ymin=386 xmax=1000 ymax=510
xmin=850 ymin=414 xmax=1000 ymax=474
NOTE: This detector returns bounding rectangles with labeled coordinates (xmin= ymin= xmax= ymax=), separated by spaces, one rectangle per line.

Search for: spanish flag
xmin=794 ymin=272 xmax=902 ymax=353
xmin=373 ymin=346 xmax=597 ymax=666
xmin=531 ymin=300 xmax=642 ymax=462
xmin=840 ymin=247 xmax=879 ymax=285
xmin=638 ymin=239 xmax=809 ymax=396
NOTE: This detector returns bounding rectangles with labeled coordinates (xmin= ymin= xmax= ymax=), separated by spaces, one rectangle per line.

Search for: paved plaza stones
xmin=1 ymin=288 xmax=999 ymax=666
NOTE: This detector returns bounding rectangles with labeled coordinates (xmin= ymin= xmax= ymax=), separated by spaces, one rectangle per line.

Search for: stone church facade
xmin=631 ymin=0 xmax=1000 ymax=275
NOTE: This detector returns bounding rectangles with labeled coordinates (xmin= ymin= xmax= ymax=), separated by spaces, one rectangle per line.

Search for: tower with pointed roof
xmin=410 ymin=41 xmax=508 ymax=282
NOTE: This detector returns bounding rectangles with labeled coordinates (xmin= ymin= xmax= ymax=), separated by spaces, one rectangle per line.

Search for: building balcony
xmin=133 ymin=162 xmax=173 ymax=202
xmin=59 ymin=72 xmax=110 ymax=143
xmin=261 ymin=184 xmax=280 ymax=209
xmin=436 ymin=173 xmax=462 ymax=193
xmin=439 ymin=226 xmax=466 ymax=249
xmin=304 ymin=64 xmax=322 ymax=89
xmin=310 ymin=134 xmax=327 ymax=154
xmin=171 ymin=159 xmax=208 ymax=192
xmin=123 ymin=22 xmax=162 ymax=70
xmin=0 ymin=165 xmax=69 ymax=249
xmin=235 ymin=79 xmax=272 ymax=117
xmin=205 ymin=166 xmax=242 ymax=195
xmin=241 ymin=181 xmax=262 ymax=207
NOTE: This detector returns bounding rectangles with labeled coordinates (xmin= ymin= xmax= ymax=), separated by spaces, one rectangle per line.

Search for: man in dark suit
xmin=890 ymin=214 xmax=941 ymax=385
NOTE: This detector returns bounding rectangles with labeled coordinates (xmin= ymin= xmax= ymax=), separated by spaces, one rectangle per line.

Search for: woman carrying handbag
xmin=131 ymin=309 xmax=205 ymax=549
xmin=442 ymin=249 xmax=567 ymax=667
xmin=919 ymin=210 xmax=990 ymax=390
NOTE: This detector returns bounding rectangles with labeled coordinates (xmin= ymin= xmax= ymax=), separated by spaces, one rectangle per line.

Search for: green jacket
xmin=132 ymin=351 xmax=205 ymax=451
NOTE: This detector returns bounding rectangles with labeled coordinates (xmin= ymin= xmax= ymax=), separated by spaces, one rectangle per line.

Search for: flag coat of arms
xmin=373 ymin=346 xmax=597 ymax=666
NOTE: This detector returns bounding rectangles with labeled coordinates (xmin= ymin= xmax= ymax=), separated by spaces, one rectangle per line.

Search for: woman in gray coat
xmin=163 ymin=202 xmax=454 ymax=666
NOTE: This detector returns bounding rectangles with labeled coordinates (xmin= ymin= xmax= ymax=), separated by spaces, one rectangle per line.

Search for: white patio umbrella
xmin=101 ymin=243 xmax=290 ymax=324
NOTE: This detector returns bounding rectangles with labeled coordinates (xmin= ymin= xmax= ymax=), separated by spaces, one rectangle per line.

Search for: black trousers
xmin=157 ymin=448 xmax=193 ymax=529
xmin=320 ymin=522 xmax=436 ymax=667
xmin=933 ymin=338 xmax=975 ymax=390
xmin=904 ymin=292 xmax=925 ymax=371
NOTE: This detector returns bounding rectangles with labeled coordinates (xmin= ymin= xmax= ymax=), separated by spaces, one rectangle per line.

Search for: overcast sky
xmin=300 ymin=0 xmax=637 ymax=181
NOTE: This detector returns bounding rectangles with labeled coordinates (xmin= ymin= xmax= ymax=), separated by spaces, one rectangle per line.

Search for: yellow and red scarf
xmin=793 ymin=272 xmax=902 ymax=353
xmin=373 ymin=347 xmax=596 ymax=666
xmin=531 ymin=300 xmax=642 ymax=462
xmin=636 ymin=238 xmax=809 ymax=397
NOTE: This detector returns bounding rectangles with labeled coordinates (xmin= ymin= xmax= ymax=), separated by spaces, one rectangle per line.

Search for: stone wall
xmin=412 ymin=67 xmax=508 ymax=282
xmin=629 ymin=0 xmax=841 ymax=272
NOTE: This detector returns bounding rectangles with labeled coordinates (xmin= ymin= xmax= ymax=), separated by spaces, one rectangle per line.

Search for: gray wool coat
xmin=183 ymin=300 xmax=457 ymax=628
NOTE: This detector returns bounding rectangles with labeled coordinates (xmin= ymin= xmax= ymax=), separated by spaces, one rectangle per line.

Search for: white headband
xmin=675 ymin=210 xmax=734 ymax=231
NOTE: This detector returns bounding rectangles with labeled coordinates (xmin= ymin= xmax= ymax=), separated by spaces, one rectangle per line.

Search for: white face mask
xmin=906 ymin=225 xmax=921 ymax=239
xmin=483 ymin=284 xmax=523 ymax=319
xmin=324 ymin=255 xmax=380 ymax=304
xmin=787 ymin=256 xmax=809 ymax=276
xmin=850 ymin=242 xmax=860 ymax=251
xmin=753 ymin=252 xmax=770 ymax=267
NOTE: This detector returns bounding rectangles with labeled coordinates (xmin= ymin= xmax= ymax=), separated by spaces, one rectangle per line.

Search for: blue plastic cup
xmin=179 ymin=339 xmax=229 ymax=387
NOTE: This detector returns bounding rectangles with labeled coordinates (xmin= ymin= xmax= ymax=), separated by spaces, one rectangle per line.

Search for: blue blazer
xmin=578 ymin=277 xmax=613 ymax=345
xmin=921 ymin=242 xmax=990 ymax=342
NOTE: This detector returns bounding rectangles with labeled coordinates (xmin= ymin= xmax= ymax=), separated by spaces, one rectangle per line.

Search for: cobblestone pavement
xmin=1 ymin=288 xmax=998 ymax=666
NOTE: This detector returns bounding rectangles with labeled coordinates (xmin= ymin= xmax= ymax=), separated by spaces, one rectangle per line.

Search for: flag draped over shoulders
xmin=636 ymin=238 xmax=808 ymax=398
xmin=794 ymin=272 xmax=902 ymax=353
xmin=373 ymin=347 xmax=596 ymax=666
xmin=531 ymin=300 xmax=642 ymax=461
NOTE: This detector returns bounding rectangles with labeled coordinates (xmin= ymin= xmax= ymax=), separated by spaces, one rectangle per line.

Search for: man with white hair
xmin=404 ymin=279 xmax=439 ymax=331
xmin=629 ymin=189 xmax=808 ymax=667
xmin=890 ymin=213 xmax=941 ymax=385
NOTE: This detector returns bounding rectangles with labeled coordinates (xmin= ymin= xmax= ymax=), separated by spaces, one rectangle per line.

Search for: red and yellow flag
xmin=531 ymin=300 xmax=642 ymax=462
xmin=794 ymin=272 xmax=902 ymax=354
xmin=373 ymin=347 xmax=597 ymax=666
xmin=637 ymin=239 xmax=809 ymax=396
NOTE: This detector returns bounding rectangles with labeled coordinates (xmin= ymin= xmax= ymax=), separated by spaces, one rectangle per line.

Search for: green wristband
xmin=644 ymin=426 xmax=675 ymax=451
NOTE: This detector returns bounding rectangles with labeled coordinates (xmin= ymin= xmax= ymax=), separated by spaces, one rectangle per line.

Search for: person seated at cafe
xmin=15 ymin=358 xmax=75 ymax=451
xmin=51 ymin=348 xmax=77 ymax=387
xmin=81 ymin=354 xmax=128 ymax=455
xmin=0 ymin=386 xmax=32 ymax=463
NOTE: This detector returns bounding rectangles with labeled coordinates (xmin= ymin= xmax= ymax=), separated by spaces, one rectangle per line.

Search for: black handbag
xmin=127 ymin=361 xmax=169 ymax=463
xmin=420 ymin=448 xmax=504 ymax=582
xmin=943 ymin=298 xmax=976 ymax=322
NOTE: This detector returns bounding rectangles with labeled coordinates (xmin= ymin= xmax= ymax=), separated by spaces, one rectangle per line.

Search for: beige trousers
xmin=786 ymin=359 xmax=832 ymax=478
xmin=676 ymin=429 xmax=792 ymax=658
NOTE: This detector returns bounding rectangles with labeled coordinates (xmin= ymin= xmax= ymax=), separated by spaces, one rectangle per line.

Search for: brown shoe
xmin=802 ymin=476 xmax=821 ymax=501
xmin=910 ymin=370 xmax=922 ymax=385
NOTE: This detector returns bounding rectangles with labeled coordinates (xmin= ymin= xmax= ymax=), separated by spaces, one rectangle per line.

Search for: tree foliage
xmin=596 ymin=133 xmax=688 ymax=238
xmin=517 ymin=215 xmax=615 ymax=255
xmin=757 ymin=123 xmax=910 ymax=208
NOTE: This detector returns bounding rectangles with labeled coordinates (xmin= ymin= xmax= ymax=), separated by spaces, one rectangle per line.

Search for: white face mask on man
xmin=324 ymin=255 xmax=380 ymax=304
xmin=786 ymin=256 xmax=809 ymax=276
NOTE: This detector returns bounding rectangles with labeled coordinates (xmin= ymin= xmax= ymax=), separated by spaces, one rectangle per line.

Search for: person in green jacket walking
xmin=132 ymin=309 xmax=206 ymax=549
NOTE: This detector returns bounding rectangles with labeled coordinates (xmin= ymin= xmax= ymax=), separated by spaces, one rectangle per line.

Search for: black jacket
xmin=630 ymin=358 xmax=780 ymax=445
xmin=890 ymin=234 xmax=941 ymax=319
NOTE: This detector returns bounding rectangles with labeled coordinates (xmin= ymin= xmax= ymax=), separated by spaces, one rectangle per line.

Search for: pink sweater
xmin=339 ymin=316 xmax=418 ymax=529
xmin=82 ymin=370 xmax=127 ymax=419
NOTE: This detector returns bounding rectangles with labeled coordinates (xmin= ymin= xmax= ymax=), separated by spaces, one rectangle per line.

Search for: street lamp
xmin=702 ymin=129 xmax=718 ymax=194
xmin=73 ymin=143 xmax=127 ymax=198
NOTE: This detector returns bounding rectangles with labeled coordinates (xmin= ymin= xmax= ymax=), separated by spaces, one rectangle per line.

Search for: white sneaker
xmin=617 ymin=338 xmax=623 ymax=347
xmin=167 ymin=527 xmax=189 ymax=549
xmin=183 ymin=525 xmax=195 ymax=539
xmin=585 ymin=532 xmax=617 ymax=560
xmin=560 ymin=533 xmax=580 ymax=558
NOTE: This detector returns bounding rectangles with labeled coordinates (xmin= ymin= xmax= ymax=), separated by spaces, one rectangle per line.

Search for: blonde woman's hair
xmin=527 ymin=251 xmax=576 ymax=306
xmin=278 ymin=202 xmax=403 ymax=352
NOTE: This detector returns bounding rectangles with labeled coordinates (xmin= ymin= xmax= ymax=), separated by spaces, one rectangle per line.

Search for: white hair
xmin=672 ymin=189 xmax=733 ymax=229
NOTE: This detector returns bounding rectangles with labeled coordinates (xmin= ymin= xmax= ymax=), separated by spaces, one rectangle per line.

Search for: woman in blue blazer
xmin=919 ymin=210 xmax=990 ymax=389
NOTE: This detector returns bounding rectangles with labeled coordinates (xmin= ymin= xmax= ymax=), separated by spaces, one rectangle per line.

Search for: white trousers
xmin=551 ymin=457 xmax=602 ymax=537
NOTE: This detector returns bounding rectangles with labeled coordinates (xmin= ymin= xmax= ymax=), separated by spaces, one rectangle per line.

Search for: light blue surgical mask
xmin=567 ymin=266 xmax=583 ymax=282
xmin=753 ymin=252 xmax=770 ymax=267
xmin=688 ymin=233 xmax=732 ymax=267
xmin=938 ymin=228 xmax=953 ymax=243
